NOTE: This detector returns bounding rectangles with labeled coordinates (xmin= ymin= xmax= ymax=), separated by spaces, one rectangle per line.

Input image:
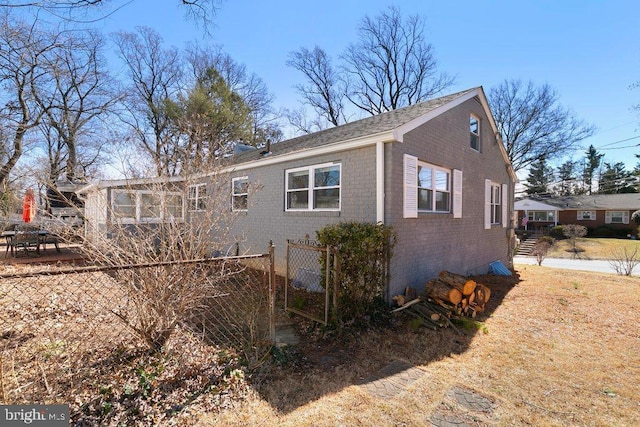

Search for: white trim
xmin=403 ymin=154 xmax=418 ymax=218
xmin=220 ymin=131 xmax=395 ymax=175
xmin=470 ymin=113 xmax=480 ymax=152
xmin=484 ymin=179 xmax=491 ymax=230
xmin=187 ymin=183 xmax=208 ymax=212
xmin=453 ymin=169 xmax=462 ymax=219
xmin=231 ymin=176 xmax=249 ymax=212
xmin=111 ymin=189 xmax=184 ymax=224
xmin=606 ymin=210 xmax=629 ymax=224
xmin=376 ymin=141 xmax=385 ymax=223
xmin=417 ymin=160 xmax=451 ymax=213
xmin=502 ymin=183 xmax=509 ymax=228
xmin=577 ymin=210 xmax=596 ymax=220
xmin=393 ymin=89 xmax=480 ymax=142
xmin=285 ymin=162 xmax=341 ymax=212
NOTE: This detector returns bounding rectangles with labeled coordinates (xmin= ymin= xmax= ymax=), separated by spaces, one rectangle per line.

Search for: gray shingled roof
xmin=228 ymin=87 xmax=479 ymax=165
xmin=526 ymin=194 xmax=640 ymax=210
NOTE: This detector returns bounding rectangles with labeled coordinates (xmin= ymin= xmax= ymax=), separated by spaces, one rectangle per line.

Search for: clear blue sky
xmin=89 ymin=0 xmax=640 ymax=171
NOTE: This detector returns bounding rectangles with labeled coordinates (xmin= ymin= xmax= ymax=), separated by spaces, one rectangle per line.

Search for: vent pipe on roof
xmin=260 ymin=139 xmax=272 ymax=156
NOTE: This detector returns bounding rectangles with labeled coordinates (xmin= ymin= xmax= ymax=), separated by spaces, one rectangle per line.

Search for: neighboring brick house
xmin=515 ymin=194 xmax=640 ymax=237
xmin=79 ymin=87 xmax=517 ymax=299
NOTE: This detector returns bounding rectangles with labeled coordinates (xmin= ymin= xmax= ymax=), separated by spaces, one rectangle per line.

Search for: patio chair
xmin=40 ymin=233 xmax=61 ymax=252
xmin=12 ymin=231 xmax=40 ymax=256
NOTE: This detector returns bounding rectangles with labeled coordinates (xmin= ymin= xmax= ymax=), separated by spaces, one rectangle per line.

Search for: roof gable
xmin=227 ymin=87 xmax=515 ymax=180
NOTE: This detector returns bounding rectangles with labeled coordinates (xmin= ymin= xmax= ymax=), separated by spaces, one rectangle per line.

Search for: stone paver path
xmin=359 ymin=361 xmax=498 ymax=426
xmin=360 ymin=360 xmax=426 ymax=399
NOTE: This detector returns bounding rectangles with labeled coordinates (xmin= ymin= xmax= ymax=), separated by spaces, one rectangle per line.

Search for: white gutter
xmin=376 ymin=141 xmax=385 ymax=223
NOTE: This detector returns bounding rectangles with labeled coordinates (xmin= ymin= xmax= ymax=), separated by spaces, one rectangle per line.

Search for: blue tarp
xmin=489 ymin=261 xmax=512 ymax=276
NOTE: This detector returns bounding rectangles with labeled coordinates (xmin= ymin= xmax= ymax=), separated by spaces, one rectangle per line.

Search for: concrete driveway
xmin=513 ymin=255 xmax=640 ymax=276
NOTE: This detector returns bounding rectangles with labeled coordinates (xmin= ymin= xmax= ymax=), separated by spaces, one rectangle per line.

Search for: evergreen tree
xmin=598 ymin=162 xmax=637 ymax=194
xmin=525 ymin=157 xmax=552 ymax=196
xmin=582 ymin=145 xmax=604 ymax=194
xmin=556 ymin=160 xmax=577 ymax=195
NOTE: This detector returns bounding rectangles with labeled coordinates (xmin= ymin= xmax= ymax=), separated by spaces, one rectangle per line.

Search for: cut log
xmin=392 ymin=294 xmax=406 ymax=307
xmin=474 ymin=283 xmax=492 ymax=306
xmin=413 ymin=303 xmax=442 ymax=321
xmin=425 ymin=279 xmax=462 ymax=305
xmin=438 ymin=271 xmax=477 ymax=296
xmin=467 ymin=291 xmax=476 ymax=305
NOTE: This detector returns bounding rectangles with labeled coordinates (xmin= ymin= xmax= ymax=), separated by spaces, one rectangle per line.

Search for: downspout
xmin=376 ymin=140 xmax=391 ymax=304
xmin=376 ymin=141 xmax=384 ymax=223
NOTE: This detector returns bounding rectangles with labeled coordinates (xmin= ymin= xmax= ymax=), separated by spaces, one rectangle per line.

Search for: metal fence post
xmin=268 ymin=240 xmax=276 ymax=343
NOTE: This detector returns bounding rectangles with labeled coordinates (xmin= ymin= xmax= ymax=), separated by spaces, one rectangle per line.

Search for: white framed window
xmin=490 ymin=183 xmax=501 ymax=225
xmin=527 ymin=211 xmax=555 ymax=222
xmin=113 ymin=190 xmax=135 ymax=220
xmin=112 ymin=190 xmax=184 ymax=223
xmin=165 ymin=193 xmax=184 ymax=219
xmin=403 ymin=154 xmax=461 ymax=219
xmin=285 ymin=162 xmax=341 ymax=211
xmin=188 ymin=184 xmax=207 ymax=211
xmin=470 ymin=114 xmax=480 ymax=151
xmin=418 ymin=161 xmax=451 ymax=213
xmin=605 ymin=211 xmax=629 ymax=224
xmin=484 ymin=180 xmax=508 ymax=229
xmin=232 ymin=176 xmax=248 ymax=211
xmin=140 ymin=191 xmax=162 ymax=220
xmin=577 ymin=210 xmax=596 ymax=220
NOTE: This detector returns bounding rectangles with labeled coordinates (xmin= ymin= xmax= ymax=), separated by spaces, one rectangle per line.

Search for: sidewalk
xmin=513 ymin=255 xmax=639 ymax=276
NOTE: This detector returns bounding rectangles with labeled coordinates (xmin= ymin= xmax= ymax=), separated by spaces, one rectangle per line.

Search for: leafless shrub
xmin=55 ymin=173 xmax=266 ymax=353
xmin=562 ymin=224 xmax=588 ymax=252
xmin=609 ymin=247 xmax=639 ymax=276
xmin=532 ymin=240 xmax=551 ymax=266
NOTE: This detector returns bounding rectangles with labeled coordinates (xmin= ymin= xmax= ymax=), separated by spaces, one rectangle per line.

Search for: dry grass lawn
xmin=546 ymin=237 xmax=640 ymax=259
xmin=202 ymin=266 xmax=640 ymax=427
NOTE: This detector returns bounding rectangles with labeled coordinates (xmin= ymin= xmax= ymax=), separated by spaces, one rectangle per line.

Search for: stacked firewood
xmin=392 ymin=271 xmax=492 ymax=329
xmin=424 ymin=271 xmax=491 ymax=317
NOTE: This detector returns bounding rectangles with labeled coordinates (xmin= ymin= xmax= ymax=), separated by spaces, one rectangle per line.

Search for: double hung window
xmin=232 ymin=177 xmax=249 ymax=211
xmin=286 ymin=163 xmax=341 ymax=211
xmin=484 ymin=180 xmax=508 ymax=229
xmin=403 ymin=154 xmax=461 ymax=219
xmin=418 ymin=162 xmax=450 ymax=212
xmin=577 ymin=210 xmax=595 ymax=220
xmin=470 ymin=114 xmax=480 ymax=151
xmin=188 ymin=184 xmax=207 ymax=211
xmin=606 ymin=211 xmax=629 ymax=224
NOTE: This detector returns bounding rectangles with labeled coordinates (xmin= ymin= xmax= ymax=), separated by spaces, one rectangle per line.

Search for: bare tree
xmin=342 ymin=6 xmax=454 ymax=115
xmin=287 ymin=6 xmax=454 ymax=131
xmin=113 ymin=27 xmax=183 ymax=177
xmin=287 ymin=46 xmax=346 ymax=128
xmin=1 ymin=0 xmax=221 ymax=30
xmin=0 ymin=14 xmax=60 ymax=192
xmin=34 ymin=29 xmax=118 ymax=184
xmin=489 ymin=79 xmax=596 ymax=173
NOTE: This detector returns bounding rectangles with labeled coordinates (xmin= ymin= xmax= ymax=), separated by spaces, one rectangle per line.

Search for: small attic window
xmin=470 ymin=114 xmax=480 ymax=151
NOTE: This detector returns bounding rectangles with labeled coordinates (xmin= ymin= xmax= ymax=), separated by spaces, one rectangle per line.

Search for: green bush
xmin=316 ymin=221 xmax=397 ymax=327
xmin=550 ymin=226 xmax=564 ymax=239
xmin=590 ymin=225 xmax=613 ymax=237
xmin=537 ymin=235 xmax=555 ymax=245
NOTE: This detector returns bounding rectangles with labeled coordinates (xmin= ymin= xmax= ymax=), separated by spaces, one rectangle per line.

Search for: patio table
xmin=2 ymin=230 xmax=52 ymax=258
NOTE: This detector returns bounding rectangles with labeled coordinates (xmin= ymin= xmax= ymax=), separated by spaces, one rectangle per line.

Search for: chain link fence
xmin=285 ymin=239 xmax=338 ymax=325
xmin=0 ymin=251 xmax=275 ymax=408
